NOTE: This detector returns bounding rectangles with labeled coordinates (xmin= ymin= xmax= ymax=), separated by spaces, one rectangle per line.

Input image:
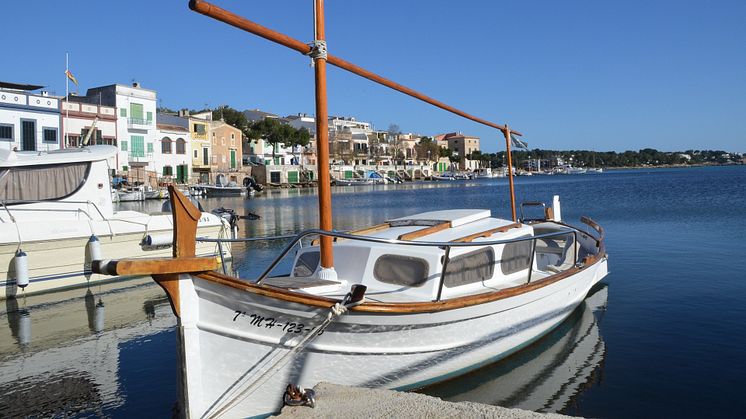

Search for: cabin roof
xmin=0 ymin=145 xmax=118 ymax=167
xmin=388 ymin=209 xmax=491 ymax=228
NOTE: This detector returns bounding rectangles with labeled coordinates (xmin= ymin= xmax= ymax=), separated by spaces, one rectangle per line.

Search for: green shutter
xmin=130 ymin=103 xmax=144 ymax=121
xmin=130 ymin=135 xmax=145 ymax=157
xmin=230 ymin=150 xmax=236 ymax=169
xmin=122 ymin=165 xmax=129 ymax=171
xmin=146 ymin=111 xmax=153 ymax=123
xmin=120 ymin=108 xmax=127 ymax=117
xmin=344 ymin=170 xmax=353 ymax=179
xmin=121 ymin=140 xmax=128 ymax=151
xmin=177 ymin=165 xmax=187 ymax=183
xmin=288 ymin=171 xmax=298 ymax=183
xmin=147 ymin=142 xmax=153 ymax=153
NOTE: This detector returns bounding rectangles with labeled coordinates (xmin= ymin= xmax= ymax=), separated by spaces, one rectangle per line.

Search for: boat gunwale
xmin=193 ymin=250 xmax=606 ymax=314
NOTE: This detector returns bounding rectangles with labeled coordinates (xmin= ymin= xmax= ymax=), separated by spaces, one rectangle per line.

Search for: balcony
xmin=127 ymin=118 xmax=152 ymax=128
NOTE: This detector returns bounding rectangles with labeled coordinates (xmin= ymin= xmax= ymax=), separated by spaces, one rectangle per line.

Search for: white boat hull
xmin=174 ymin=257 xmax=608 ymax=418
xmin=0 ymin=220 xmax=228 ymax=299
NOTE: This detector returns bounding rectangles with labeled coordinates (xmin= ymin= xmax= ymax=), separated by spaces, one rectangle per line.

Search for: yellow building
xmin=185 ymin=110 xmax=212 ymax=182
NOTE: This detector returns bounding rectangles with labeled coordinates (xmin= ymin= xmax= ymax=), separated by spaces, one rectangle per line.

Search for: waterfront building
xmin=210 ymin=119 xmax=243 ymax=174
xmin=0 ymin=82 xmax=61 ymax=152
xmin=186 ymin=110 xmax=212 ymax=183
xmin=442 ymin=132 xmax=480 ymax=171
xmin=156 ymin=113 xmax=192 ymax=183
xmin=286 ymin=113 xmax=317 ymax=166
xmin=85 ymin=83 xmax=158 ymax=173
xmin=61 ymin=98 xmax=117 ymax=147
xmin=329 ymin=115 xmax=373 ymax=165
xmin=243 ymin=108 xmax=279 ymax=123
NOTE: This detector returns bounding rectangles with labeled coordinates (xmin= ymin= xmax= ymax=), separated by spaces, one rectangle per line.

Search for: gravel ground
xmin=274 ymin=383 xmax=577 ymax=419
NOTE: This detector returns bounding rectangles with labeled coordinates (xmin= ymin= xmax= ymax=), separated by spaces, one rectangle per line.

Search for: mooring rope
xmin=205 ymin=290 xmax=363 ymax=419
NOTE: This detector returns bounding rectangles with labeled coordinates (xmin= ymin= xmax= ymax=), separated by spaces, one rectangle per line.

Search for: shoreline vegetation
xmin=474 ymin=148 xmax=744 ymax=169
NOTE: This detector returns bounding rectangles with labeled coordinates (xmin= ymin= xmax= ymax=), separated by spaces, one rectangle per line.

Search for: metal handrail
xmin=201 ymin=226 xmax=581 ymax=286
xmin=0 ymin=199 xmax=110 ymax=222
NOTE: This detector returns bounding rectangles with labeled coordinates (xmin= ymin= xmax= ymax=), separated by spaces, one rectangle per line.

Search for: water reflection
xmin=0 ymin=278 xmax=175 ymax=417
xmin=420 ymin=284 xmax=608 ymax=414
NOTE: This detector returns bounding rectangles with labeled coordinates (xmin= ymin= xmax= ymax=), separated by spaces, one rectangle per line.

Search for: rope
xmin=205 ymin=297 xmax=356 ymax=419
xmin=306 ymin=39 xmax=327 ymax=66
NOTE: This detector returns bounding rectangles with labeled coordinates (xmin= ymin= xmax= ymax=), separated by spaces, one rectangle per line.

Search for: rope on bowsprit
xmin=205 ymin=285 xmax=367 ymax=419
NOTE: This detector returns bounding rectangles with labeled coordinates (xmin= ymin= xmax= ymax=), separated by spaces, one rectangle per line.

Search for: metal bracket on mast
xmin=306 ymin=40 xmax=327 ymax=66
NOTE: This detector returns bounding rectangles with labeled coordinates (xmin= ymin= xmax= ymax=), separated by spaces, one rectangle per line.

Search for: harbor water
xmin=2 ymin=166 xmax=745 ymax=418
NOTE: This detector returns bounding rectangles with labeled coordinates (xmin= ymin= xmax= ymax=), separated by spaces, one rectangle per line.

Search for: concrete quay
xmin=274 ymin=383 xmax=577 ymax=419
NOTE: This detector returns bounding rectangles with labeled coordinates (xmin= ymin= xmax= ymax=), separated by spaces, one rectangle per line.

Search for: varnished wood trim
xmin=168 ymin=185 xmax=202 ymax=257
xmin=397 ymin=221 xmax=451 ymax=241
xmin=311 ymin=222 xmax=391 ymax=246
xmin=349 ymin=222 xmax=391 ymax=236
xmin=92 ymin=257 xmax=217 ymax=276
xmin=452 ymin=222 xmax=522 ymax=243
xmin=194 ymin=252 xmax=606 ymax=314
xmin=154 ymin=274 xmax=181 ymax=317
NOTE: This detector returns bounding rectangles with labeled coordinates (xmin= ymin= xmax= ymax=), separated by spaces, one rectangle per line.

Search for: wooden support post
xmin=503 ymin=126 xmax=517 ymax=222
xmin=313 ymin=0 xmax=334 ymax=270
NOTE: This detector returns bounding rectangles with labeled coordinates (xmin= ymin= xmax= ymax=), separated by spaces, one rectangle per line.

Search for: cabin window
xmin=501 ymin=240 xmax=533 ymax=275
xmin=373 ymin=255 xmax=429 ymax=287
xmin=443 ymin=247 xmax=495 ymax=288
xmin=0 ymin=162 xmax=90 ymax=202
xmin=293 ymin=251 xmax=320 ymax=277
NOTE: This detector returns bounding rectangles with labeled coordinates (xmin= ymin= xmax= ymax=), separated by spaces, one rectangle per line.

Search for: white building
xmin=85 ymin=83 xmax=158 ymax=173
xmin=156 ymin=113 xmax=192 ymax=183
xmin=328 ymin=116 xmax=373 ymax=165
xmin=60 ymin=99 xmax=117 ymax=147
xmin=0 ymin=82 xmax=61 ymax=152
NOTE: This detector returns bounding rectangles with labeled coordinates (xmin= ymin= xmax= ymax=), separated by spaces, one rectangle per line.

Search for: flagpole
xmin=503 ymin=125 xmax=517 ymax=222
xmin=65 ymin=52 xmax=69 ymax=148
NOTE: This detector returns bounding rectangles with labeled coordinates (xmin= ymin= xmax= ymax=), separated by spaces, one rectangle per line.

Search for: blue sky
xmin=3 ymin=0 xmax=744 ymax=152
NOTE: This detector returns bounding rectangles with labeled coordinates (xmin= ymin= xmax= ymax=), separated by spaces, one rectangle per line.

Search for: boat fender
xmin=88 ymin=235 xmax=103 ymax=261
xmin=13 ymin=249 xmax=29 ymax=289
xmin=142 ymin=234 xmax=173 ymax=247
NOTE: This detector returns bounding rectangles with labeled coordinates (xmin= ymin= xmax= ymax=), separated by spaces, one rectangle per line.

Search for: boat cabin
xmin=282 ymin=209 xmax=585 ymax=302
xmin=0 ymin=146 xmax=117 ymax=222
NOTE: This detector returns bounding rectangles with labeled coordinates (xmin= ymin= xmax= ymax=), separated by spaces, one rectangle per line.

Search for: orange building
xmin=210 ymin=120 xmax=242 ymax=173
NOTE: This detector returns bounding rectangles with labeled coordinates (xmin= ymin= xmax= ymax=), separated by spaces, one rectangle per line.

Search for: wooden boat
xmin=96 ymin=186 xmax=607 ymax=418
xmin=92 ymin=1 xmax=609 ymax=417
xmin=424 ymin=284 xmax=608 ymax=412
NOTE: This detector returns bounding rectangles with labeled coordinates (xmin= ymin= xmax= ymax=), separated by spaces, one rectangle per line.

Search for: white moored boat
xmin=96 ymin=188 xmax=608 ymax=418
xmin=0 ymin=145 xmax=232 ymax=298
xmin=91 ymin=2 xmax=610 ymax=418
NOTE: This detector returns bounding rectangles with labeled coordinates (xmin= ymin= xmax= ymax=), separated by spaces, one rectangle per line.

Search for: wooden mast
xmin=312 ymin=0 xmax=334 ymax=273
xmin=187 ymin=0 xmax=523 ymax=227
xmin=503 ymin=125 xmax=517 ymax=221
